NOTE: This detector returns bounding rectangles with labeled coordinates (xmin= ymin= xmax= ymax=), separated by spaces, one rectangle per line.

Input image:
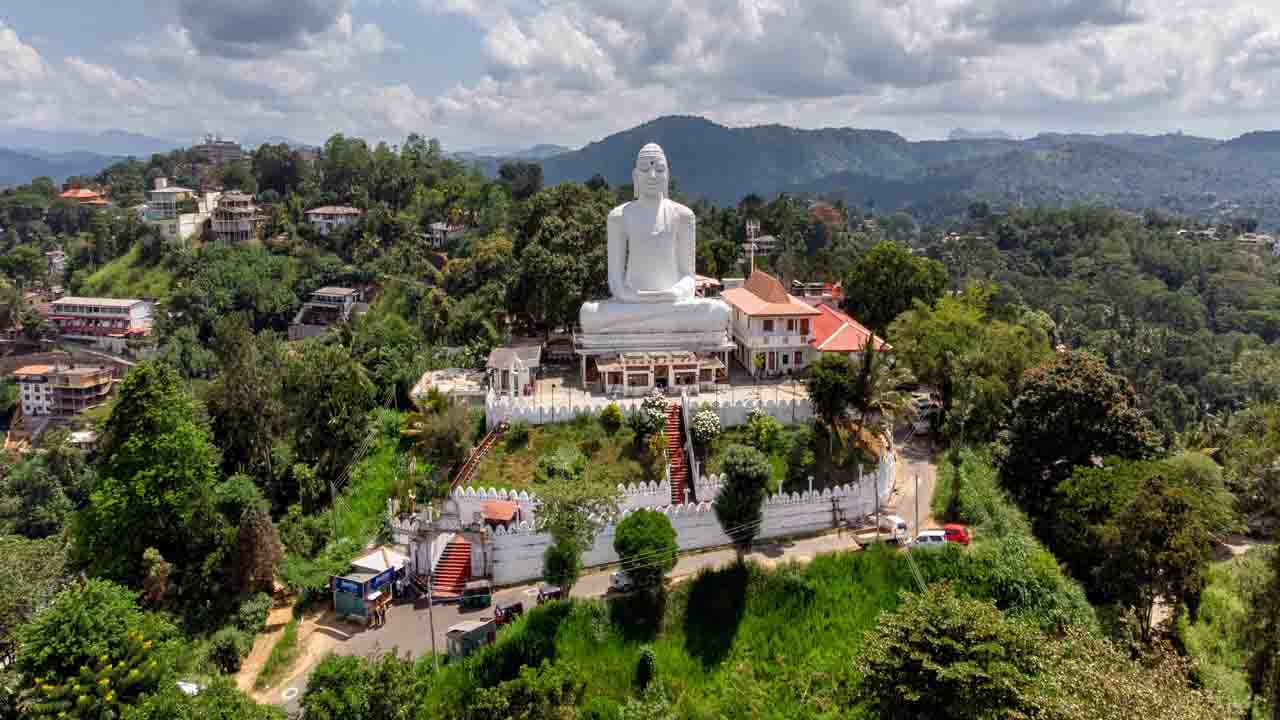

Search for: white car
xmin=876 ymin=514 xmax=911 ymax=544
xmin=610 ymin=571 xmax=634 ymax=593
xmin=910 ymin=530 xmax=948 ymax=548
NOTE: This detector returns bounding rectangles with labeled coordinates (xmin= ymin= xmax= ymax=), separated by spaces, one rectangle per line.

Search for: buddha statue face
xmin=633 ymin=143 xmax=669 ymax=202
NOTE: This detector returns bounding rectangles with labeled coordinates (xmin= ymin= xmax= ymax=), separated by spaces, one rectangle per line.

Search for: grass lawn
xmin=426 ymin=547 xmax=912 ymax=719
xmin=79 ymin=244 xmax=174 ymax=298
xmin=469 ymin=417 xmax=658 ymax=491
xmin=701 ymin=426 xmax=791 ymax=491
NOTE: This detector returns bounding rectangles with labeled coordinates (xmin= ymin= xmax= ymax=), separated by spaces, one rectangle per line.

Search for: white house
xmin=305 ymin=206 xmax=363 ymax=235
xmin=721 ymin=270 xmax=819 ymax=377
xmin=144 ymin=178 xmax=215 ymax=245
xmin=48 ymin=296 xmax=153 ymax=353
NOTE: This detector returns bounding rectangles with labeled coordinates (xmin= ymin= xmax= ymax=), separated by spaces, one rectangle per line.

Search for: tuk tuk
xmin=495 ymin=601 xmax=524 ymax=626
xmin=446 ymin=618 xmax=496 ymax=660
xmin=536 ymin=585 xmax=564 ymax=605
xmin=459 ymin=579 xmax=492 ymax=610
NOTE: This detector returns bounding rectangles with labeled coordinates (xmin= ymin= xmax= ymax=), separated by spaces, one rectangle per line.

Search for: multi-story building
xmin=807 ymin=303 xmax=889 ymax=362
xmin=48 ymin=296 xmax=153 ymax=354
xmin=721 ymin=270 xmax=820 ymax=377
xmin=145 ymin=177 xmax=216 ymax=244
xmin=212 ymin=191 xmax=263 ymax=243
xmin=193 ymin=135 xmax=246 ymax=165
xmin=289 ymin=287 xmax=361 ymax=340
xmin=13 ymin=364 xmax=115 ymax=417
xmin=305 ymin=206 xmax=362 ymax=235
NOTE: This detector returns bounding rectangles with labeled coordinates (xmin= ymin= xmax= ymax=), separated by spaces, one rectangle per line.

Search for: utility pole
xmin=426 ymin=516 xmax=439 ymax=672
xmin=914 ymin=474 xmax=920 ymax=541
xmin=875 ymin=467 xmax=881 ymax=544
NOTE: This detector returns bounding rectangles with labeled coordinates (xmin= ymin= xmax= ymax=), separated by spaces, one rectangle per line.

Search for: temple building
xmin=721 ymin=270 xmax=820 ymax=377
xmin=589 ymin=350 xmax=727 ymax=397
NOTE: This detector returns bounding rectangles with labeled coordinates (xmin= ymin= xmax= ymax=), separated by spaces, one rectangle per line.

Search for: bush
xmin=506 ymin=421 xmax=531 ymax=449
xmin=278 ymin=504 xmax=328 ymax=558
xmin=600 ymin=404 xmax=624 ymax=433
xmin=208 ymin=626 xmax=252 ymax=674
xmin=690 ymin=409 xmax=722 ymax=445
xmin=635 ymin=646 xmax=657 ymax=690
xmin=745 ymin=408 xmax=783 ymax=453
xmin=614 ymin=510 xmax=678 ymax=589
xmin=234 ymin=592 xmax=273 ymax=636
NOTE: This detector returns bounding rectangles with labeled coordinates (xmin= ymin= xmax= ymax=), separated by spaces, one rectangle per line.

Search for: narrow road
xmin=886 ymin=430 xmax=940 ymax=536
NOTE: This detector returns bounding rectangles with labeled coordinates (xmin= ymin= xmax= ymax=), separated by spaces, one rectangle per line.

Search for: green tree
xmin=841 ymin=240 xmax=947 ymax=334
xmin=0 ymin=536 xmax=67 ymax=667
xmin=996 ymin=350 xmax=1159 ymax=520
xmin=400 ymin=401 xmax=474 ymax=478
xmin=286 ymin=341 xmax=377 ymax=485
xmin=713 ymin=445 xmax=772 ymax=559
xmin=613 ymin=510 xmax=678 ymax=590
xmin=497 ymin=161 xmax=543 ymax=202
xmin=850 ymin=342 xmax=912 ymax=436
xmin=301 ymin=652 xmax=431 ymax=720
xmin=856 ymin=584 xmax=1044 ymax=720
xmin=203 ymin=315 xmax=288 ymax=482
xmin=542 ymin=539 xmax=583 ymax=592
xmin=804 ymin=353 xmax=858 ymax=444
xmin=233 ymin=506 xmax=283 ymax=595
xmin=120 ymin=677 xmax=284 ymax=720
xmin=535 ymin=467 xmax=621 ymax=554
xmin=1247 ymin=543 xmax=1280 ymax=719
xmin=73 ymin=362 xmax=223 ymax=585
xmin=1098 ymin=473 xmax=1214 ymax=642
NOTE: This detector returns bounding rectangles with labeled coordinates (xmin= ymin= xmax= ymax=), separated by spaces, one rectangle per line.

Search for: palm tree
xmin=851 ymin=342 xmax=913 ymax=439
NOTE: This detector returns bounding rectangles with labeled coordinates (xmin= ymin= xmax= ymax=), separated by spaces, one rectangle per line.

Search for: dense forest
xmin=0 ymin=130 xmax=1278 ymax=718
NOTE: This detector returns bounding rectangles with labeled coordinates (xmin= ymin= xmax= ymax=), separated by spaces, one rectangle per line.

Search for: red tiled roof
xmin=59 ymin=188 xmax=100 ymax=200
xmin=481 ymin=500 xmax=518 ymax=523
xmin=721 ymin=270 xmax=820 ymax=318
xmin=809 ymin=304 xmax=890 ymax=353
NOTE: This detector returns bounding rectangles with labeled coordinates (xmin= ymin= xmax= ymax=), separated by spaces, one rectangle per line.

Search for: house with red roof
xmin=721 ymin=270 xmax=820 ymax=377
xmin=808 ymin=303 xmax=890 ymax=360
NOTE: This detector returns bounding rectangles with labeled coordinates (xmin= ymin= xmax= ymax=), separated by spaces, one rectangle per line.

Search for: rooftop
xmin=306 ymin=206 xmax=363 ymax=216
xmin=149 ymin=186 xmax=195 ymax=195
xmin=412 ymin=368 xmax=487 ymax=398
xmin=721 ymin=270 xmax=821 ymax=318
xmin=809 ymin=304 xmax=890 ymax=353
xmin=53 ymin=296 xmax=146 ymax=308
xmin=13 ymin=365 xmax=54 ymax=377
xmin=487 ymin=344 xmax=542 ymax=369
xmin=59 ymin=188 xmax=100 ymax=200
xmin=313 ymin=287 xmax=359 ymax=297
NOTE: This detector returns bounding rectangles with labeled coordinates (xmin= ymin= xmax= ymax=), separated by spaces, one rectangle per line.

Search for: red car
xmin=943 ymin=524 xmax=971 ymax=546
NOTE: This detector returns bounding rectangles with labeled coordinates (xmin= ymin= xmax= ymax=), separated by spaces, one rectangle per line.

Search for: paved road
xmin=887 ymin=431 xmax=939 ymax=536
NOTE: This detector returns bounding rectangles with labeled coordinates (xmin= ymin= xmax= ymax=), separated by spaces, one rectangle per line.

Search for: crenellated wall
xmin=485 ymin=469 xmax=892 ymax=585
xmin=485 ymin=391 xmax=815 ymax=429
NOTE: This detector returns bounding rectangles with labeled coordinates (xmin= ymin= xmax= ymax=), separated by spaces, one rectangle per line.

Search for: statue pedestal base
xmin=574 ymin=331 xmax=735 ymax=355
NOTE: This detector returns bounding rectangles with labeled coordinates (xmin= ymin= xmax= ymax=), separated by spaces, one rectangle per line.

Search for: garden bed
xmin=468 ymin=416 xmax=660 ymax=491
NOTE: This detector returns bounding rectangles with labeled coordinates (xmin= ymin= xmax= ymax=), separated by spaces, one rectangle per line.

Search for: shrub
xmin=234 ymin=592 xmax=273 ymax=636
xmin=614 ymin=510 xmax=678 ymax=589
xmin=506 ymin=421 xmax=531 ymax=449
xmin=643 ymin=433 xmax=668 ymax=480
xmin=714 ymin=445 xmax=772 ymax=557
xmin=635 ymin=646 xmax=657 ymax=690
xmin=690 ymin=409 xmax=722 ymax=445
xmin=208 ymin=626 xmax=252 ymax=674
xmin=599 ymin=404 xmax=624 ymax=433
xmin=543 ymin=539 xmax=583 ymax=592
xmin=278 ymin=503 xmax=328 ymax=558
xmin=745 ymin=408 xmax=783 ymax=453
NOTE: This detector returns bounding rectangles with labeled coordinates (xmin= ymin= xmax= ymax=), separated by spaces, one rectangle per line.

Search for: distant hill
xmin=0 ymin=147 xmax=122 ymax=186
xmin=451 ymin=144 xmax=575 ymax=177
xmin=949 ymin=129 xmax=1014 ymax=141
xmin=539 ymin=115 xmax=1280 ymax=227
xmin=0 ymin=128 xmax=177 ymax=157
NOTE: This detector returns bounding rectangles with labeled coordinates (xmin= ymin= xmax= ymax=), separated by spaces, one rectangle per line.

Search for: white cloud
xmin=0 ymin=20 xmax=48 ymax=87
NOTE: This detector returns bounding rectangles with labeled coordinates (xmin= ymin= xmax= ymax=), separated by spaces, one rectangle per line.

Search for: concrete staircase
xmin=431 ymin=536 xmax=471 ymax=599
xmin=664 ymin=403 xmax=689 ymax=505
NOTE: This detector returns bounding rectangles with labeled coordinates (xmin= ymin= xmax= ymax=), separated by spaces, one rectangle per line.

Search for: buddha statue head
xmin=633 ymin=143 xmax=669 ymax=202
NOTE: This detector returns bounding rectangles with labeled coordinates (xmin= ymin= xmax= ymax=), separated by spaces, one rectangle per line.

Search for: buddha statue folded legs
xmin=579 ymin=297 xmax=730 ymax=335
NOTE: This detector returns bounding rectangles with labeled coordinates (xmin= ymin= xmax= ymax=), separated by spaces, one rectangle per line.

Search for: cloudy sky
xmin=3 ymin=0 xmax=1280 ymax=151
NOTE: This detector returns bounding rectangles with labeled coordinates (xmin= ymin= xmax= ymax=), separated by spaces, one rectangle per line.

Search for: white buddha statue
xmin=579 ymin=143 xmax=730 ymax=336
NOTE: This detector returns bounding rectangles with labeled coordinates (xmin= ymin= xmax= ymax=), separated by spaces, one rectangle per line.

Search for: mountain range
xmin=541 ymin=116 xmax=1280 ymax=226
xmin=451 ymin=144 xmax=574 ymax=177
xmin=0 ymin=148 xmax=123 ymax=187
xmin=0 ymin=128 xmax=178 ymax=157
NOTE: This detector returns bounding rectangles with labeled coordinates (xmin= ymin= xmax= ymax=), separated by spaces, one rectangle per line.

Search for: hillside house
xmin=721 ymin=270 xmax=819 ymax=377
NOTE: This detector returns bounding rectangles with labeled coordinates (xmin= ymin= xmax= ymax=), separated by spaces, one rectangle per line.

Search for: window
xmin=794 ymin=351 xmax=804 ymax=366
xmin=800 ymin=319 xmax=810 ymax=335
xmin=763 ymin=319 xmax=774 ymax=332
xmin=787 ymin=319 xmax=795 ymax=332
xmin=782 ymin=354 xmax=789 ymax=366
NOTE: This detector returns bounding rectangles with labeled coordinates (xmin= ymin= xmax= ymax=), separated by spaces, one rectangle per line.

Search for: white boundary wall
xmin=486 ymin=392 xmax=814 ymax=429
xmin=486 ymin=451 xmax=895 ymax=585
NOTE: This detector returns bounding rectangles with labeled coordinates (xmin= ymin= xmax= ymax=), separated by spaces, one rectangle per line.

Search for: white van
xmin=910 ymin=529 xmax=948 ymax=548
xmin=877 ymin=515 xmax=911 ymax=544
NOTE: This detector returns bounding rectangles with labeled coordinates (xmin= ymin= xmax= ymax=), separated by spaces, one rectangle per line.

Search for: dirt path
xmin=235 ymin=604 xmax=345 ymax=703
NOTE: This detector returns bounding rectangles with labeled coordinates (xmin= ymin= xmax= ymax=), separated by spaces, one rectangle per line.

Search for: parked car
xmin=610 ymin=571 xmax=635 ymax=593
xmin=943 ymin=524 xmax=971 ymax=546
xmin=910 ymin=530 xmax=948 ymax=548
xmin=875 ymin=514 xmax=911 ymax=544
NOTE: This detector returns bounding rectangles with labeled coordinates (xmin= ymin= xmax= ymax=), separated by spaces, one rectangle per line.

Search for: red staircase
xmin=451 ymin=422 xmax=507 ymax=491
xmin=431 ymin=537 xmax=471 ymax=598
xmin=665 ymin=404 xmax=689 ymax=505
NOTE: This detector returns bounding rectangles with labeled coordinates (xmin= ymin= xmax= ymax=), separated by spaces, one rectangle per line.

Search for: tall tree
xmin=204 ymin=314 xmax=288 ymax=483
xmin=613 ymin=510 xmax=678 ymax=590
xmin=285 ymin=341 xmax=377 ymax=487
xmin=233 ymin=506 xmax=283 ymax=595
xmin=713 ymin=445 xmax=772 ymax=559
xmin=498 ymin=161 xmax=543 ymax=202
xmin=73 ymin=362 xmax=223 ymax=585
xmin=841 ymin=240 xmax=947 ymax=335
xmin=996 ymin=350 xmax=1159 ymax=520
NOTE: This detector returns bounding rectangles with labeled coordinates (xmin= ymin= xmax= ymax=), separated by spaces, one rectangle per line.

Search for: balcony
xmin=747 ymin=334 xmax=812 ymax=348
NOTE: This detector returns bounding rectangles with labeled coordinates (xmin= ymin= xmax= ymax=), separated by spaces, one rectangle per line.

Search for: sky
xmin=3 ymin=0 xmax=1280 ymax=151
